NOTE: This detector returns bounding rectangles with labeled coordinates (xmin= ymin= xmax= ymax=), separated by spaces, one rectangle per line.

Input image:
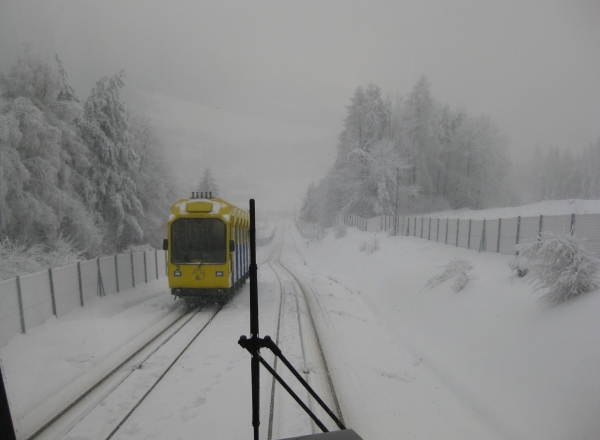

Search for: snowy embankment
xmin=0 ymin=280 xmax=181 ymax=438
xmin=289 ymin=224 xmax=600 ymax=440
xmin=427 ymin=198 xmax=600 ymax=219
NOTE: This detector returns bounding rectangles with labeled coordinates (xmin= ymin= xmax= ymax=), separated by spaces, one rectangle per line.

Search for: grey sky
xmin=1 ymin=0 xmax=599 ymax=211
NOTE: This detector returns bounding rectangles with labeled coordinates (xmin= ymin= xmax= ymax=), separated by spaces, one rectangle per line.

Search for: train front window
xmin=171 ymin=218 xmax=226 ymax=264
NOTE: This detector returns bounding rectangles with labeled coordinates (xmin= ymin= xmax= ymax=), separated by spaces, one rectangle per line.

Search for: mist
xmin=1 ymin=0 xmax=599 ymax=211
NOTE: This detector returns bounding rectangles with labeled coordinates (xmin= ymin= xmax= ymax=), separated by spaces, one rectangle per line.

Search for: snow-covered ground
xmin=426 ymin=198 xmax=600 ymax=219
xmin=2 ymin=209 xmax=600 ymax=439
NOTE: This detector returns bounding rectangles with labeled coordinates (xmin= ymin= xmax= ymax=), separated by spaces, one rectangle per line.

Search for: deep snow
xmin=1 ymin=209 xmax=600 ymax=439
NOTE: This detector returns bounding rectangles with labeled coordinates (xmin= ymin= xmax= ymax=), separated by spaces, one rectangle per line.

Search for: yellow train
xmin=163 ymin=194 xmax=250 ymax=305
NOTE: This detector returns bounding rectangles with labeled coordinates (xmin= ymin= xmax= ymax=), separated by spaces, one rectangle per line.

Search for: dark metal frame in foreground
xmin=238 ymin=199 xmax=350 ymax=440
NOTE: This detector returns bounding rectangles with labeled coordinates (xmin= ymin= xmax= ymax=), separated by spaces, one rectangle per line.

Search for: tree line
xmin=301 ymin=76 xmax=512 ymax=226
xmin=518 ymin=141 xmax=600 ymax=202
xmin=0 ymin=49 xmax=178 ymax=259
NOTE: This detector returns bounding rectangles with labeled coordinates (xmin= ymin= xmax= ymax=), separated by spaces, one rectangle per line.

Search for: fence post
xmin=445 ymin=219 xmax=449 ymax=244
xmin=479 ymin=219 xmax=487 ymax=252
xmin=570 ymin=213 xmax=576 ymax=235
xmin=155 ymin=250 xmax=159 ymax=280
xmin=115 ymin=255 xmax=120 ymax=293
xmin=413 ymin=217 xmax=417 ymax=236
xmin=77 ymin=261 xmax=84 ymax=306
xmin=16 ymin=276 xmax=25 ymax=333
xmin=539 ymin=215 xmax=543 ymax=237
xmin=144 ymin=252 xmax=148 ymax=284
xmin=428 ymin=218 xmax=431 ymax=240
xmin=497 ymin=218 xmax=502 ymax=252
xmin=131 ymin=253 xmax=135 ymax=288
xmin=436 ymin=218 xmax=440 ymax=242
xmin=97 ymin=257 xmax=105 ymax=297
xmin=467 ymin=219 xmax=472 ymax=249
xmin=421 ymin=217 xmax=424 ymax=238
xmin=455 ymin=220 xmax=460 ymax=247
xmin=48 ymin=268 xmax=57 ymax=317
xmin=515 ymin=216 xmax=521 ymax=253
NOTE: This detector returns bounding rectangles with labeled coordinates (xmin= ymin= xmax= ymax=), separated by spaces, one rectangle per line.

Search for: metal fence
xmin=355 ymin=213 xmax=600 ymax=257
xmin=0 ymin=250 xmax=167 ymax=348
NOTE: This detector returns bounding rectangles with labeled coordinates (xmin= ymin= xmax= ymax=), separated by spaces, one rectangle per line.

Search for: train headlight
xmin=216 ymin=271 xmax=224 ymax=277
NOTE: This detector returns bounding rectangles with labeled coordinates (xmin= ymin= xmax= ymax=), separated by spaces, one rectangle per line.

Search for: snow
xmin=2 ymin=212 xmax=600 ymax=439
xmin=426 ymin=199 xmax=600 ymax=219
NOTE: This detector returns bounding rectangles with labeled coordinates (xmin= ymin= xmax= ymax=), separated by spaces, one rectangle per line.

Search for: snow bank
xmin=426 ymin=199 xmax=600 ymax=219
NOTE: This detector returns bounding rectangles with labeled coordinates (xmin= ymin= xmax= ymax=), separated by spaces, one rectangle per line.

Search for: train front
xmin=165 ymin=198 xmax=233 ymax=304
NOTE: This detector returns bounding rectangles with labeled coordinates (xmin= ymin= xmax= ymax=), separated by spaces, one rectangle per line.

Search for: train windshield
xmin=171 ymin=218 xmax=227 ymax=264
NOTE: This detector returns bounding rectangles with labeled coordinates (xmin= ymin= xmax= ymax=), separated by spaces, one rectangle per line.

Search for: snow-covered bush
xmin=509 ymin=252 xmax=529 ymax=277
xmin=0 ymin=236 xmax=83 ymax=281
xmin=334 ymin=223 xmax=347 ymax=239
xmin=423 ymin=258 xmax=474 ymax=293
xmin=515 ymin=232 xmax=600 ymax=304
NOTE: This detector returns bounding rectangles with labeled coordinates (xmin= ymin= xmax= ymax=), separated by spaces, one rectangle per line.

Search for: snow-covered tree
xmin=0 ymin=50 xmax=100 ymax=252
xmin=197 ymin=167 xmax=219 ymax=197
xmin=300 ymin=182 xmax=318 ymax=224
xmin=76 ymin=71 xmax=143 ymax=252
xmin=129 ymin=114 xmax=178 ymax=248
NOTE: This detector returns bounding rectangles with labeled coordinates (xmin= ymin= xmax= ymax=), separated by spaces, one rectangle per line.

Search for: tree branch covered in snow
xmin=423 ymin=258 xmax=474 ymax=293
xmin=0 ymin=48 xmax=179 ymax=264
xmin=515 ymin=232 xmax=600 ymax=304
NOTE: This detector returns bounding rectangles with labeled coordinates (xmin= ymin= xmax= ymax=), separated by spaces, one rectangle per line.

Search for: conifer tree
xmin=76 ymin=71 xmax=143 ymax=252
xmin=197 ymin=167 xmax=219 ymax=197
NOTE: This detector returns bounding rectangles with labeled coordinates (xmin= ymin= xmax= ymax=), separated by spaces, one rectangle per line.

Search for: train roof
xmin=169 ymin=198 xmax=249 ymax=225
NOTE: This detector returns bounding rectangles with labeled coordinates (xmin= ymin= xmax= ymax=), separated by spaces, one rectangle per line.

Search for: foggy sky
xmin=1 ymin=0 xmax=599 ymax=211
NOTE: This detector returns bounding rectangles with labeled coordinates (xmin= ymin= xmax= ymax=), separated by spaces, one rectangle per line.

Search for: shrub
xmin=515 ymin=232 xmax=600 ymax=304
xmin=423 ymin=258 xmax=474 ymax=293
xmin=334 ymin=223 xmax=347 ymax=239
xmin=359 ymin=235 xmax=380 ymax=254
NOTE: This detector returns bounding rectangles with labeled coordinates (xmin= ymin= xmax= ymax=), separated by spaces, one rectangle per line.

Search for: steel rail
xmin=105 ymin=305 xmax=223 ymax=439
xmin=28 ymin=306 xmax=196 ymax=440
xmin=264 ymin=223 xmax=345 ymax=436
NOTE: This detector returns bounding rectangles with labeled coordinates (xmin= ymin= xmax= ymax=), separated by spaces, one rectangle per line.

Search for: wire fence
xmin=0 ymin=250 xmax=167 ymax=348
xmin=339 ymin=213 xmax=600 ymax=258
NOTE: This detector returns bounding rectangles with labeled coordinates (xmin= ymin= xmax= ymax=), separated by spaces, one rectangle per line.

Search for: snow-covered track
xmin=262 ymin=226 xmax=344 ymax=439
xmin=31 ymin=304 xmax=223 ymax=440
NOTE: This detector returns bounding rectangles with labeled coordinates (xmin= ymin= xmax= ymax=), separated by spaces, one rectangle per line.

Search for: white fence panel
xmin=486 ymin=219 xmax=500 ymax=252
xmin=499 ymin=218 xmax=518 ymax=254
xmin=433 ymin=218 xmax=440 ymax=242
xmin=158 ymin=250 xmax=167 ymax=278
xmin=519 ymin=216 xmax=541 ymax=244
xmin=79 ymin=260 xmax=99 ymax=304
xmin=99 ymin=256 xmax=117 ymax=294
xmin=117 ymin=254 xmax=133 ymax=290
xmin=366 ymin=217 xmax=381 ymax=232
xmin=447 ymin=219 xmax=458 ymax=246
xmin=542 ymin=214 xmax=572 ymax=235
xmin=52 ymin=265 xmax=81 ymax=317
xmin=0 ymin=278 xmax=21 ymax=347
xmin=133 ymin=252 xmax=146 ymax=285
xmin=457 ymin=219 xmax=469 ymax=248
xmin=146 ymin=251 xmax=158 ymax=281
xmin=470 ymin=220 xmax=484 ymax=250
xmin=20 ymin=272 xmax=53 ymax=330
xmin=575 ymin=214 xmax=600 ymax=257
xmin=440 ymin=219 xmax=449 ymax=243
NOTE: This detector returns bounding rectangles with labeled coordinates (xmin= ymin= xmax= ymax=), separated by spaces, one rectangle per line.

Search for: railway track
xmin=32 ymin=304 xmax=223 ymax=440
xmin=263 ymin=224 xmax=344 ymax=440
